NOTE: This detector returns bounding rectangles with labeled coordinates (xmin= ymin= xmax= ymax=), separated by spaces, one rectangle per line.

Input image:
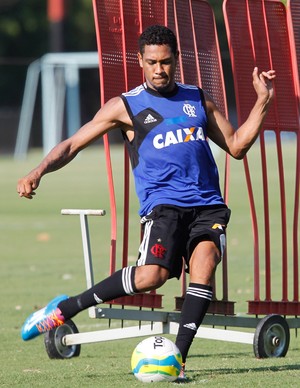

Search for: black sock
xmin=175 ymin=283 xmax=213 ymax=363
xmin=58 ymin=266 xmax=137 ymax=319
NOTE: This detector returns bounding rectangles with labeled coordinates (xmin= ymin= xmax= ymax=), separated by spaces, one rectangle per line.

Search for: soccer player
xmin=17 ymin=25 xmax=275 ymax=380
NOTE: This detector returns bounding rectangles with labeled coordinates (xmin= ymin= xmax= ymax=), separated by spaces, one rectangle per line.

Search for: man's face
xmin=138 ymin=44 xmax=178 ymax=93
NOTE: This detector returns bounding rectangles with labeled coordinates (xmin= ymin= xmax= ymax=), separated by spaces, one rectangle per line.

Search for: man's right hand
xmin=17 ymin=172 xmax=41 ymax=199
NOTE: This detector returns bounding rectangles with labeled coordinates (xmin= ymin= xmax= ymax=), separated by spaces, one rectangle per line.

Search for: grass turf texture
xmin=1 ymin=139 xmax=299 ymax=386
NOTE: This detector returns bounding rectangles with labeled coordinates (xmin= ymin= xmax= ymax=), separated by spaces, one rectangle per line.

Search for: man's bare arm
xmin=206 ymin=67 xmax=276 ymax=159
xmin=17 ymin=96 xmax=131 ymax=199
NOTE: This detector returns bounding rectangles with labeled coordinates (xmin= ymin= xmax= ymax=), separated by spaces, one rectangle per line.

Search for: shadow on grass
xmin=188 ymin=351 xmax=252 ymax=359
xmin=180 ymin=352 xmax=300 ymax=384
xmin=184 ymin=363 xmax=300 ymax=383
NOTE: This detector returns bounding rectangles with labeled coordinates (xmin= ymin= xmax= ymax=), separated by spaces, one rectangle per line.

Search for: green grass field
xmin=1 ymin=141 xmax=300 ymax=387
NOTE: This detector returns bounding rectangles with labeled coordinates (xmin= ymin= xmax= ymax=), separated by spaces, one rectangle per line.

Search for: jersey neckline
xmin=143 ymin=82 xmax=179 ymax=98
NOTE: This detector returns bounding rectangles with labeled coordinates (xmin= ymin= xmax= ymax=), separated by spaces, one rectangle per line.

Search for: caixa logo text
xmin=153 ymin=127 xmax=205 ymax=149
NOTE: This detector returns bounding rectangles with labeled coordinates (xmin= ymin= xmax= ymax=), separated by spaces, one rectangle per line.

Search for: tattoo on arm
xmin=43 ymin=147 xmax=77 ymax=174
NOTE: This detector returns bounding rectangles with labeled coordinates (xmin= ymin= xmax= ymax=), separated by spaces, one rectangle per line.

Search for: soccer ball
xmin=131 ymin=336 xmax=182 ymax=383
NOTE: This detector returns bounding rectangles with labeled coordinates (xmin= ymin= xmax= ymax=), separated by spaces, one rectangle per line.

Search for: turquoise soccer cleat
xmin=21 ymin=294 xmax=68 ymax=341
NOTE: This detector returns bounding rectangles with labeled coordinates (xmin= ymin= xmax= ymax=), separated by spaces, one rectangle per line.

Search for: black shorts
xmin=137 ymin=204 xmax=231 ymax=279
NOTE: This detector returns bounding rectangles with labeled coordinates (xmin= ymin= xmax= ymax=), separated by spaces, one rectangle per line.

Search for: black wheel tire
xmin=253 ymin=314 xmax=290 ymax=358
xmin=44 ymin=319 xmax=81 ymax=359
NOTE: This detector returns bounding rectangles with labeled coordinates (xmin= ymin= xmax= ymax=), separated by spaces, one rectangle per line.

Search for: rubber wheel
xmin=44 ymin=319 xmax=81 ymax=359
xmin=253 ymin=314 xmax=290 ymax=358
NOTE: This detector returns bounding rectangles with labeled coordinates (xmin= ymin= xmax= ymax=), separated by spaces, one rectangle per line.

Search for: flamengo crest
xmin=183 ymin=103 xmax=197 ymax=117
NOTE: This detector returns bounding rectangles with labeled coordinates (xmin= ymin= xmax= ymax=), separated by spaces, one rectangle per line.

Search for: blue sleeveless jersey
xmin=121 ymin=83 xmax=224 ymax=216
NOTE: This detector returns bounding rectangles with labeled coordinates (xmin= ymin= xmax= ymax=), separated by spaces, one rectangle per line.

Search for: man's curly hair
xmin=138 ymin=25 xmax=178 ymax=55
